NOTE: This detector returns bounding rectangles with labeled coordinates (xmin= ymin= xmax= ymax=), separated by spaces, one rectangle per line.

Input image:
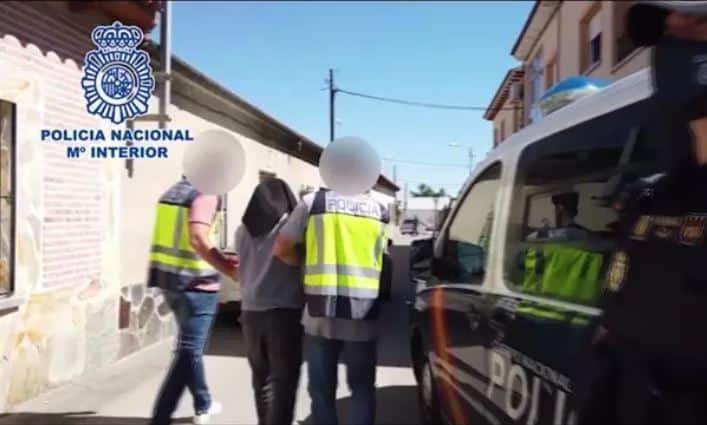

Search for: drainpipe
xmin=158 ymin=1 xmax=171 ymax=130
xmin=126 ymin=2 xmax=172 ymax=177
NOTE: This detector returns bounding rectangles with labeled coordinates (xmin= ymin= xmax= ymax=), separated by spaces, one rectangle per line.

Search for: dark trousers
xmin=306 ymin=336 xmax=377 ymax=425
xmin=578 ymin=335 xmax=707 ymax=425
xmin=241 ymin=309 xmax=304 ymax=425
xmin=151 ymin=289 xmax=218 ymax=425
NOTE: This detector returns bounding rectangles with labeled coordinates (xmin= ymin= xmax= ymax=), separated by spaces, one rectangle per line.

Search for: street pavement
xmin=0 ymin=239 xmax=422 ymax=425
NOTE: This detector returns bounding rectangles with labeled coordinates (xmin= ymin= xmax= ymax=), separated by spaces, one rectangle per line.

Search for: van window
xmin=504 ymin=98 xmax=663 ymax=306
xmin=437 ymin=163 xmax=502 ymax=285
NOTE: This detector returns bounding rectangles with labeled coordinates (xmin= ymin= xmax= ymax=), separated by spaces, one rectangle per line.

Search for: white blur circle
xmin=319 ymin=136 xmax=381 ymax=196
xmin=183 ymin=129 xmax=246 ymax=195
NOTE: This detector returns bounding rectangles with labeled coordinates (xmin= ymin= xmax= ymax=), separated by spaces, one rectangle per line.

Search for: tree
xmin=410 ymin=184 xmax=447 ymax=230
xmin=411 ymin=184 xmax=446 ymax=198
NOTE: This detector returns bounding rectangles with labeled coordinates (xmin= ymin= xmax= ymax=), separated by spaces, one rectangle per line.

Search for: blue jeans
xmin=151 ymin=289 xmax=218 ymax=425
xmin=306 ymin=335 xmax=377 ymax=425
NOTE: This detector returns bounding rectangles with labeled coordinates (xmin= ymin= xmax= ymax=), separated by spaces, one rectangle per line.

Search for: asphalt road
xmin=0 ymin=243 xmax=421 ymax=425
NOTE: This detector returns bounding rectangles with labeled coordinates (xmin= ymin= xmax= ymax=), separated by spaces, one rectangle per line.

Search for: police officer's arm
xmin=273 ymin=200 xmax=309 ymax=267
xmin=188 ymin=195 xmax=238 ymax=278
xmin=273 ymin=235 xmax=299 ymax=266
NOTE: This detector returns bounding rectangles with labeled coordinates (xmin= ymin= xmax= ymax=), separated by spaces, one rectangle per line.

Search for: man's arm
xmin=273 ymin=200 xmax=309 ymax=266
xmin=273 ymin=234 xmax=300 ymax=266
xmin=188 ymin=194 xmax=238 ymax=279
xmin=189 ymin=222 xmax=238 ymax=278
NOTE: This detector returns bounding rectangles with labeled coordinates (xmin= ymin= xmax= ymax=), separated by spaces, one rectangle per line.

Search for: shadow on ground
xmin=206 ymin=245 xmax=415 ymax=370
xmin=299 ymin=385 xmax=420 ymax=425
xmin=0 ymin=412 xmax=191 ymax=424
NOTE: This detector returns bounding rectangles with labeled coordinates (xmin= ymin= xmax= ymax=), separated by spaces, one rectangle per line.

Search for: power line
xmin=337 ymin=88 xmax=520 ymax=111
xmin=382 ymin=157 xmax=468 ymax=168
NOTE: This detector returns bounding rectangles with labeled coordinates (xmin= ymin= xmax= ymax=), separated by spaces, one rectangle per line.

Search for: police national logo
xmin=81 ymin=21 xmax=155 ymax=124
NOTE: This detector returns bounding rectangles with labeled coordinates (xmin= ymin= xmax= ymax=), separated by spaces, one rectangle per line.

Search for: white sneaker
xmin=193 ymin=400 xmax=223 ymax=425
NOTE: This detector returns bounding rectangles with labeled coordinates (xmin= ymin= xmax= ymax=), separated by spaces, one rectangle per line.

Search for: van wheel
xmin=418 ymin=356 xmax=443 ymax=425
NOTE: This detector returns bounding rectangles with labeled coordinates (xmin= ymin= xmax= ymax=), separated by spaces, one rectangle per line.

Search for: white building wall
xmin=120 ymin=98 xmax=327 ymax=283
xmin=121 ymin=97 xmax=396 ymax=280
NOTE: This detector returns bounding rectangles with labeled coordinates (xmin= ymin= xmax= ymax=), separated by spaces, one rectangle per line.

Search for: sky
xmin=163 ymin=1 xmax=533 ymax=197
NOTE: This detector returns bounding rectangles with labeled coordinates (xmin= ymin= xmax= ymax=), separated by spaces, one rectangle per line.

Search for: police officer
xmin=578 ymin=2 xmax=707 ymax=424
xmin=149 ymin=177 xmax=237 ymax=425
xmin=273 ymin=186 xmax=389 ymax=425
xmin=527 ymin=191 xmax=592 ymax=241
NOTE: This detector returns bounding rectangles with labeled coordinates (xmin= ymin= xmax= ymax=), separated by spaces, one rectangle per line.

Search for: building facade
xmin=485 ymin=0 xmax=651 ymax=145
xmin=484 ymin=67 xmax=524 ymax=147
xmin=0 ymin=1 xmax=397 ymax=411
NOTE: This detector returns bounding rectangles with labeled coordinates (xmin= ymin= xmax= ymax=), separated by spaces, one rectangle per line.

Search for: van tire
xmin=418 ymin=355 xmax=444 ymax=425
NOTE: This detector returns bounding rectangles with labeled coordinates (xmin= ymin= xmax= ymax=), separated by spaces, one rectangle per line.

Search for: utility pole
xmin=467 ymin=147 xmax=474 ymax=173
xmin=403 ymin=182 xmax=408 ymax=214
xmin=393 ymin=165 xmax=397 ymax=184
xmin=328 ymin=68 xmax=336 ymax=143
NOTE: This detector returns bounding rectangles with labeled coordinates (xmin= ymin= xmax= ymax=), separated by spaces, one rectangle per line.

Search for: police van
xmin=408 ymin=69 xmax=666 ymax=425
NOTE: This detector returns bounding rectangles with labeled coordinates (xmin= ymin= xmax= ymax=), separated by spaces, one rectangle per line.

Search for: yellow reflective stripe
xmin=151 ymin=244 xmax=200 ymax=260
xmin=303 ymin=283 xmax=379 ymax=298
xmin=373 ymin=227 xmax=386 ymax=265
xmin=177 ymin=207 xmax=192 ymax=251
xmin=305 ymin=215 xmax=322 ymax=267
xmin=304 ymin=264 xmax=380 ymax=278
xmin=322 ymin=213 xmax=384 ymax=269
xmin=149 ymin=251 xmax=212 ymax=271
xmin=174 ymin=206 xmax=186 ymax=248
xmin=304 ymin=273 xmax=380 ymax=289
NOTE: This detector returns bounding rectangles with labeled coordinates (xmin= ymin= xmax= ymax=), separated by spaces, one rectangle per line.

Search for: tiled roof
xmin=484 ymin=67 xmax=524 ymax=121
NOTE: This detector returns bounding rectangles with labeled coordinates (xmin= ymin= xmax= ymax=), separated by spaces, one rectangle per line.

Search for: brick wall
xmin=0 ymin=1 xmax=107 ymax=289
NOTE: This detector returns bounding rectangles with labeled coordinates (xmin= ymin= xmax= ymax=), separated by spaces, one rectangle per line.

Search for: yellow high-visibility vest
xmin=522 ymin=243 xmax=604 ymax=306
xmin=303 ymin=189 xmax=388 ymax=320
xmin=147 ymin=179 xmax=219 ymax=291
